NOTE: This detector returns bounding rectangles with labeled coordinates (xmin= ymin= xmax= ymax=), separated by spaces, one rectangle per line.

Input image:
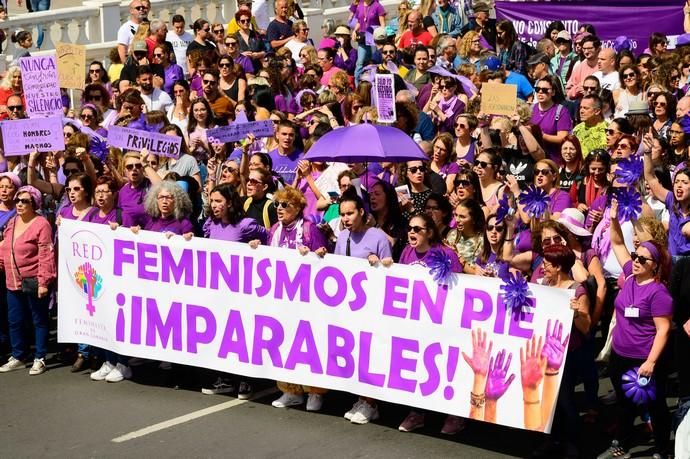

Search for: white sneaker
xmin=29 ymin=358 xmax=46 ymax=376
xmin=271 ymin=392 xmax=304 ymax=408
xmin=350 ymin=401 xmax=379 ymax=425
xmin=105 ymin=363 xmax=132 ymax=383
xmin=306 ymin=393 xmax=323 ymax=412
xmin=91 ymin=361 xmax=115 ymax=381
xmin=344 ymin=400 xmax=364 ymax=420
xmin=0 ymin=356 xmax=25 ymax=373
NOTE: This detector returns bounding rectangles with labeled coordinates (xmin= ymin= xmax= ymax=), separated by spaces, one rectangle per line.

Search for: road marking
xmin=111 ymin=387 xmax=277 ymax=443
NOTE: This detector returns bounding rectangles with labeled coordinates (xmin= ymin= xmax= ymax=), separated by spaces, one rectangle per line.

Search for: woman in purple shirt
xmin=530 ymin=75 xmax=573 ymax=164
xmin=429 ymin=133 xmax=459 ymax=193
xmin=132 ymin=181 xmax=194 ymax=239
xmin=598 ymin=199 xmax=673 ymax=459
xmin=423 ymin=76 xmax=466 ymax=134
xmin=118 ymin=152 xmax=156 ymax=228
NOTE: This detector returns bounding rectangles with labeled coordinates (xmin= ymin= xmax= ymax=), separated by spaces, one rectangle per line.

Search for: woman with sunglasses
xmin=651 ymin=91 xmax=675 ymax=140
xmin=153 ymin=44 xmax=184 ymax=99
xmin=429 ymin=132 xmax=458 ymax=193
xmin=393 ymin=213 xmax=464 ymax=435
xmin=559 ymin=135 xmax=584 ymax=193
xmin=448 ymin=169 xmax=484 ymax=212
xmin=424 ymin=193 xmax=453 ymax=240
xmin=454 ymin=113 xmax=479 ymax=167
xmin=611 ymin=135 xmax=638 ymax=161
xmin=613 ymin=65 xmax=644 ymax=118
xmin=424 ymin=76 xmax=466 ymax=134
xmin=235 ymin=11 xmax=266 ymax=74
xmin=474 ymin=213 xmax=514 ymax=277
xmin=85 ymin=61 xmax=110 ymax=92
xmin=79 ymin=104 xmax=107 ymax=137
xmin=398 ymin=160 xmax=432 ymax=219
xmin=218 ymin=55 xmax=247 ymax=106
xmin=570 ymin=149 xmax=610 ymax=214
xmin=369 ymin=180 xmax=407 ymax=261
xmin=0 ymin=186 xmax=55 ymax=376
xmin=596 ymin=198 xmax=673 ymax=459
xmin=472 ymin=149 xmax=505 ymax=215
xmin=118 ymin=152 xmax=159 ymax=227
xmin=531 ymin=75 xmax=573 ymax=163
xmin=446 ymin=199 xmax=485 ymax=272
xmin=244 ymin=167 xmax=278 ymax=229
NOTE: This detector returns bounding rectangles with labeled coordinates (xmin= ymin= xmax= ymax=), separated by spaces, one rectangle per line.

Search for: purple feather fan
xmin=612 ymin=187 xmax=642 ymax=222
xmin=615 ymin=155 xmax=643 ymax=186
xmin=519 ymin=185 xmax=551 ymax=219
xmin=621 ymin=367 xmax=656 ymax=405
xmin=500 ymin=271 xmax=531 ymax=313
xmin=426 ymin=248 xmax=453 ymax=284
xmin=495 ymin=193 xmax=511 ymax=224
xmin=679 ymin=114 xmax=690 ymax=135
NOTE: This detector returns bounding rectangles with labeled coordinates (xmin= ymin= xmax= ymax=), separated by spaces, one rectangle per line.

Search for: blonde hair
xmin=457 ymin=31 xmax=479 ymax=59
xmin=273 ymin=186 xmax=307 ymax=211
xmin=535 ymin=158 xmax=561 ymax=187
xmin=300 ymin=45 xmax=318 ymax=66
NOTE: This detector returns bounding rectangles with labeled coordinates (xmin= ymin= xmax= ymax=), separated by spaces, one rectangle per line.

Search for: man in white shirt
xmin=592 ymin=47 xmax=620 ymax=91
xmin=117 ymin=0 xmax=149 ymax=63
xmin=166 ymin=14 xmax=194 ymax=77
xmin=137 ymin=66 xmax=173 ymax=112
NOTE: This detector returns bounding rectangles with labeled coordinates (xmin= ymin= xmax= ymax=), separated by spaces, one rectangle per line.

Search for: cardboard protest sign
xmin=108 ymin=125 xmax=181 ymax=158
xmin=20 ymin=54 xmax=63 ymax=118
xmin=0 ymin=116 xmax=65 ymax=155
xmin=56 ymin=42 xmax=86 ymax=90
xmin=480 ymin=83 xmax=518 ymax=116
xmin=374 ymin=74 xmax=396 ymax=123
xmin=206 ymin=120 xmax=274 ymax=144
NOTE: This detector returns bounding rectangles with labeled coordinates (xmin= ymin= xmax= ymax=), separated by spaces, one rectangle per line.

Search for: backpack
xmin=244 ymin=197 xmax=272 ymax=229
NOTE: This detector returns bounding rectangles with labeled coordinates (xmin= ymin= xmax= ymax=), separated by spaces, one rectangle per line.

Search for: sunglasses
xmin=583 ymin=86 xmax=598 ymax=91
xmin=134 ymin=5 xmax=147 ymax=10
xmin=300 ymin=28 xmax=309 ymax=32
xmin=247 ymin=177 xmax=263 ymax=186
xmin=454 ymin=178 xmax=471 ymax=188
xmin=238 ymin=19 xmax=251 ymax=24
xmin=408 ymin=166 xmax=426 ymax=174
xmin=541 ymin=235 xmax=564 ymax=247
xmin=605 ymin=129 xmax=619 ymax=136
xmin=438 ymin=85 xmax=453 ymax=90
xmin=89 ymin=69 xmax=101 ymax=74
xmin=203 ymin=79 xmax=217 ymax=85
xmin=213 ymin=29 xmax=224 ymax=34
xmin=125 ymin=163 xmax=143 ymax=171
xmin=473 ymin=160 xmax=490 ymax=169
xmin=219 ymin=62 xmax=232 ymax=68
xmin=63 ymin=168 xmax=79 ymax=175
xmin=65 ymin=186 xmax=83 ymax=193
xmin=222 ymin=165 xmax=239 ymax=173
xmin=407 ymin=225 xmax=427 ymax=233
xmin=382 ymin=50 xmax=396 ymax=55
xmin=80 ymin=114 xmax=93 ymax=120
xmin=535 ymin=168 xmax=552 ymax=176
xmin=225 ymin=41 xmax=238 ymax=46
xmin=455 ymin=123 xmax=468 ymax=129
xmin=654 ymin=101 xmax=667 ymax=107
xmin=486 ymin=224 xmax=505 ymax=232
xmin=8 ymin=105 xmax=22 ymax=111
xmin=153 ymin=53 xmax=164 ymax=58
xmin=622 ymin=72 xmax=636 ymax=79
xmin=534 ymin=87 xmax=551 ymax=94
xmin=276 ymin=201 xmax=293 ymax=209
xmin=631 ymin=251 xmax=653 ymax=265
xmin=13 ymin=198 xmax=32 ymax=205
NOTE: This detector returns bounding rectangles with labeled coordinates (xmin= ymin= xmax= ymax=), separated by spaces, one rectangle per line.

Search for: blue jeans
xmin=29 ymin=0 xmax=50 ymax=48
xmin=355 ymin=43 xmax=373 ymax=85
xmin=77 ymin=343 xmax=90 ymax=358
xmin=7 ymin=289 xmax=49 ymax=360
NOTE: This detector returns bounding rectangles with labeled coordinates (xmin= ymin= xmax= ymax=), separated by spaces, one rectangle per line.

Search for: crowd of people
xmin=1 ymin=0 xmax=690 ymax=457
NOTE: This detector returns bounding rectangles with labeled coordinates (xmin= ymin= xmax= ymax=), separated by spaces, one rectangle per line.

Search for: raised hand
xmin=462 ymin=328 xmax=493 ymax=377
xmin=486 ymin=349 xmax=515 ymax=400
xmin=541 ymin=319 xmax=570 ymax=373
xmin=520 ymin=335 xmax=546 ymax=390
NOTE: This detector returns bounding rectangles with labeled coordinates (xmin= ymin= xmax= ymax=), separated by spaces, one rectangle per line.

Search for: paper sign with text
xmin=206 ymin=120 xmax=275 ymax=144
xmin=480 ymin=83 xmax=518 ymax=116
xmin=0 ymin=116 xmax=65 ymax=155
xmin=20 ymin=54 xmax=63 ymax=118
xmin=58 ymin=219 xmax=575 ymax=433
xmin=108 ymin=125 xmax=181 ymax=158
xmin=374 ymin=74 xmax=396 ymax=123
xmin=56 ymin=42 xmax=86 ymax=90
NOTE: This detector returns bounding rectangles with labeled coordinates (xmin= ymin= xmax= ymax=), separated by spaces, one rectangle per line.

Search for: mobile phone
xmin=327 ymin=191 xmax=339 ymax=199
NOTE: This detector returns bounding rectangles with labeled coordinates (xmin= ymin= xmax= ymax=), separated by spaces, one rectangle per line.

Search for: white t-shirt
xmin=141 ymin=88 xmax=173 ymax=112
xmin=592 ymin=70 xmax=621 ymax=92
xmin=166 ymin=30 xmax=194 ymax=75
xmin=117 ymin=20 xmax=140 ymax=47
xmin=284 ymin=39 xmax=308 ymax=67
xmin=252 ymin=0 xmax=270 ymax=31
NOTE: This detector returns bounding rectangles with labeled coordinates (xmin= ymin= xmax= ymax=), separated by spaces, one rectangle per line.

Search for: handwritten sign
xmin=480 ymin=83 xmax=517 ymax=117
xmin=206 ymin=120 xmax=275 ymax=144
xmin=20 ymin=54 xmax=63 ymax=118
xmin=0 ymin=116 xmax=65 ymax=155
xmin=374 ymin=74 xmax=396 ymax=123
xmin=56 ymin=42 xmax=86 ymax=90
xmin=108 ymin=125 xmax=181 ymax=158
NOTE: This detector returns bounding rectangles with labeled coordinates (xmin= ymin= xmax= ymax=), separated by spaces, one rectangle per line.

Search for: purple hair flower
xmin=89 ymin=137 xmax=109 ymax=161
xmin=519 ymin=185 xmax=551 ymax=219
xmin=613 ymin=187 xmax=642 ymax=222
xmin=427 ymin=248 xmax=454 ymax=284
xmin=495 ymin=193 xmax=511 ymax=224
xmin=621 ymin=368 xmax=656 ymax=405
xmin=615 ymin=155 xmax=643 ymax=186
xmin=500 ymin=271 xmax=531 ymax=313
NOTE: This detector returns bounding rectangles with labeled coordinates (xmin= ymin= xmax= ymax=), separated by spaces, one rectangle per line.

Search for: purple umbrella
xmin=303 ymin=123 xmax=429 ymax=163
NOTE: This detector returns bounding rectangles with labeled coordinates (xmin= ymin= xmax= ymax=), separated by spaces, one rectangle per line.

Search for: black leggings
xmin=608 ymin=350 xmax=671 ymax=455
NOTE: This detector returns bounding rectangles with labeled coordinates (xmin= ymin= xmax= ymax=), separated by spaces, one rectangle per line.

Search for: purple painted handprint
xmin=541 ymin=319 xmax=570 ymax=373
xmin=462 ymin=328 xmax=493 ymax=377
xmin=486 ymin=349 xmax=516 ymax=400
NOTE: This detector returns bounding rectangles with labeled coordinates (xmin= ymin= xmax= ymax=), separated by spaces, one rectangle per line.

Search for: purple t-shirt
xmin=297 ymin=171 xmax=322 ymax=219
xmin=334 ymin=47 xmax=357 ymax=75
xmin=530 ymin=103 xmax=573 ymax=163
xmin=204 ymin=217 xmax=268 ymax=243
xmin=58 ymin=204 xmax=81 ymax=221
xmin=84 ymin=207 xmax=121 ymax=225
xmin=163 ymin=64 xmax=185 ymax=97
xmin=664 ymin=192 xmax=690 ymax=256
xmin=612 ymin=260 xmax=673 ymax=359
xmin=399 ymin=244 xmax=463 ymax=272
xmin=438 ymin=161 xmax=460 ymax=179
xmin=350 ymin=0 xmax=386 ymax=34
xmin=268 ymin=220 xmax=327 ymax=251
xmin=334 ymin=227 xmax=392 ymax=259
xmin=117 ymin=180 xmax=150 ymax=227
xmin=142 ymin=214 xmax=194 ymax=235
xmin=269 ymin=148 xmax=302 ymax=185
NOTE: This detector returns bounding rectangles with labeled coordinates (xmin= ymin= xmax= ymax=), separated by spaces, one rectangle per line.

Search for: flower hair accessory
xmin=615 ymin=155 xmax=643 ymax=186
xmin=500 ymin=271 xmax=531 ymax=314
xmin=621 ymin=367 xmax=656 ymax=405
xmin=612 ymin=187 xmax=642 ymax=223
xmin=426 ymin=248 xmax=454 ymax=284
xmin=519 ymin=185 xmax=551 ymax=219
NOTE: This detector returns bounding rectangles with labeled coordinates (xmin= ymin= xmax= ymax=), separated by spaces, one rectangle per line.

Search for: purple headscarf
xmin=15 ymin=185 xmax=42 ymax=209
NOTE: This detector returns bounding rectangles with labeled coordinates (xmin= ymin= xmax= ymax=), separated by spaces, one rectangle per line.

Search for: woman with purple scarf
xmin=422 ymin=76 xmax=466 ymax=134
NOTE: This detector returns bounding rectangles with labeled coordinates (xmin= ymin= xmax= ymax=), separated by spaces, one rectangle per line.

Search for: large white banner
xmin=58 ymin=220 xmax=574 ymax=432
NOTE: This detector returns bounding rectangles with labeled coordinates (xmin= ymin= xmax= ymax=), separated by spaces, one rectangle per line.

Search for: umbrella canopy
xmin=303 ymin=123 xmax=429 ymax=163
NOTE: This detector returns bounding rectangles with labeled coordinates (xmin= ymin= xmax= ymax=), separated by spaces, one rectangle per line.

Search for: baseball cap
xmin=472 ymin=0 xmax=491 ymax=14
xmin=555 ymin=31 xmax=571 ymax=43
xmin=527 ymin=52 xmax=550 ymax=67
xmin=482 ymin=55 xmax=502 ymax=71
xmin=132 ymin=40 xmax=147 ymax=53
xmin=373 ymin=26 xmax=387 ymax=42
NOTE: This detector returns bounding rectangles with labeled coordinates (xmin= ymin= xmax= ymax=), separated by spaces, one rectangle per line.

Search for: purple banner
xmin=0 ymin=116 xmax=65 ymax=155
xmin=108 ymin=125 xmax=182 ymax=158
xmin=206 ymin=120 xmax=275 ymax=144
xmin=495 ymin=0 xmax=685 ymax=53
xmin=20 ymin=55 xmax=63 ymax=118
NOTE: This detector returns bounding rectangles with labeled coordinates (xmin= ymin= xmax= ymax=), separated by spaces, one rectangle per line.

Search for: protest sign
xmin=495 ymin=0 xmax=684 ymax=52
xmin=480 ymin=83 xmax=517 ymax=117
xmin=20 ymin=54 xmax=63 ymax=118
xmin=108 ymin=125 xmax=181 ymax=158
xmin=58 ymin=219 xmax=575 ymax=433
xmin=0 ymin=116 xmax=65 ymax=155
xmin=206 ymin=120 xmax=275 ymax=144
xmin=56 ymin=42 xmax=86 ymax=90
xmin=374 ymin=74 xmax=396 ymax=123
